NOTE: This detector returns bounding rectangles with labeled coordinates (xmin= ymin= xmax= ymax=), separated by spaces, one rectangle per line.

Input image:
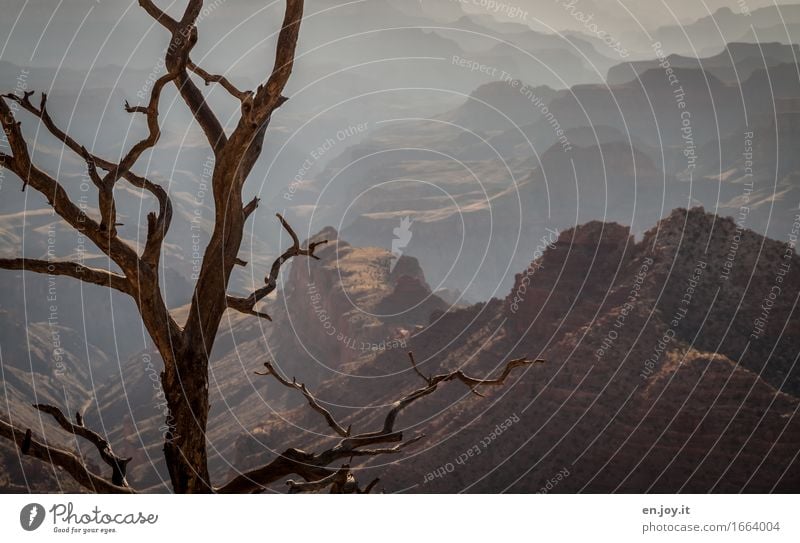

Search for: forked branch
xmin=0 ymin=0 xmax=324 ymax=495
xmin=286 ymin=464 xmax=379 ymax=494
xmin=1 ymin=87 xmax=174 ymax=267
xmin=247 ymin=0 xmax=304 ymax=127
xmin=0 ymin=97 xmax=141 ymax=275
xmin=138 ymin=0 xmax=178 ymax=32
xmin=188 ymin=61 xmax=252 ymax=102
xmin=33 ymin=404 xmax=133 ymax=487
xmin=217 ymin=353 xmax=541 ymax=493
xmin=256 ymin=361 xmax=350 ymax=437
xmin=226 ymin=213 xmax=328 ymax=320
xmin=285 ymin=465 xmax=350 ymax=493
xmin=0 ymin=416 xmax=134 ymax=493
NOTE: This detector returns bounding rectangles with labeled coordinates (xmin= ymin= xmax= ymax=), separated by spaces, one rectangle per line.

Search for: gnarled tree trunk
xmin=162 ymin=346 xmax=212 ymax=493
xmin=0 ymin=0 xmax=539 ymax=494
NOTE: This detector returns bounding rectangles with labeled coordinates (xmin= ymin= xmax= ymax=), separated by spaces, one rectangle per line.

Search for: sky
xmin=0 ymin=0 xmax=795 ymax=69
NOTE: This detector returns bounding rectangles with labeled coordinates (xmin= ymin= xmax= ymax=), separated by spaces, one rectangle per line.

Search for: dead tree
xmin=0 ymin=0 xmax=539 ymax=493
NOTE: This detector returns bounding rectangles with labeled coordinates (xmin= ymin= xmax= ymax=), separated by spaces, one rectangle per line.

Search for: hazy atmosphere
xmin=0 ymin=0 xmax=798 ymax=500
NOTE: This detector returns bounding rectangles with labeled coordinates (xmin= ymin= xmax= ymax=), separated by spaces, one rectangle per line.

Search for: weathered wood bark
xmin=162 ymin=347 xmax=212 ymax=493
xmin=0 ymin=0 xmax=540 ymax=493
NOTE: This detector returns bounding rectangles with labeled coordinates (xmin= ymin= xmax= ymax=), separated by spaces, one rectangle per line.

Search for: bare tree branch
xmin=0 ymin=258 xmax=130 ymax=294
xmin=362 ymin=477 xmax=381 ymax=494
xmin=188 ymin=61 xmax=252 ymax=102
xmin=248 ymin=0 xmax=304 ymax=127
xmin=0 ymin=0 xmax=365 ymax=496
xmin=0 ymin=97 xmax=141 ymax=274
xmin=182 ymin=0 xmax=307 ymax=364
xmin=285 ymin=464 xmax=349 ymax=493
xmin=217 ymin=354 xmax=540 ymax=493
xmin=288 ymin=465 xmax=382 ymax=494
xmin=215 ymin=447 xmax=330 ymax=493
xmin=428 ymin=356 xmax=544 ymax=391
xmin=79 ymin=145 xmax=104 ymax=189
xmin=0 ymin=0 xmax=541 ymax=497
xmin=33 ymin=404 xmax=132 ymax=487
xmin=345 ymin=435 xmax=425 ymax=457
xmin=243 ymin=195 xmax=260 ymax=219
xmin=256 ymin=361 xmax=351 ymax=437
xmin=0 ymin=38 xmax=188 ymax=492
xmin=0 ymin=417 xmax=135 ymax=493
xmin=118 ymin=73 xmax=176 ymax=176
xmin=173 ymin=3 xmax=228 ymax=152
xmin=408 ymin=351 xmax=430 ymax=385
xmin=0 ymin=92 xmax=183 ymax=354
xmin=85 ymin=73 xmax=174 ymax=237
xmin=1 ymin=90 xmax=174 ymax=267
xmin=139 ymin=1 xmax=229 ymax=153
xmin=137 ymin=0 xmax=178 ymax=32
xmin=2 ymin=92 xmax=169 ymax=213
xmin=225 ymin=213 xmax=327 ymax=319
xmin=224 ymin=296 xmax=273 ymax=320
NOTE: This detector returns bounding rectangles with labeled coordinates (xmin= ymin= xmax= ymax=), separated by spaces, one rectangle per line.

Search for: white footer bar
xmin=1 ymin=494 xmax=796 ymax=542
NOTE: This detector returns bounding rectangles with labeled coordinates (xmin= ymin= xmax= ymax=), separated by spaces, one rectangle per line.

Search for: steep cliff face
xmin=6 ymin=210 xmax=797 ymax=493
xmin=273 ymin=228 xmax=447 ymax=371
xmin=91 ymin=228 xmax=447 ymax=489
xmin=238 ymin=208 xmax=799 ymax=493
xmin=504 ymin=220 xmax=634 ymax=337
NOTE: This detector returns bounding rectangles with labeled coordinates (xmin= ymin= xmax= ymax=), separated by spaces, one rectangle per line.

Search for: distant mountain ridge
xmin=2 ymin=207 xmax=798 ymax=492
xmin=607 ymin=42 xmax=800 ymax=85
xmin=237 ymin=207 xmax=799 ymax=492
